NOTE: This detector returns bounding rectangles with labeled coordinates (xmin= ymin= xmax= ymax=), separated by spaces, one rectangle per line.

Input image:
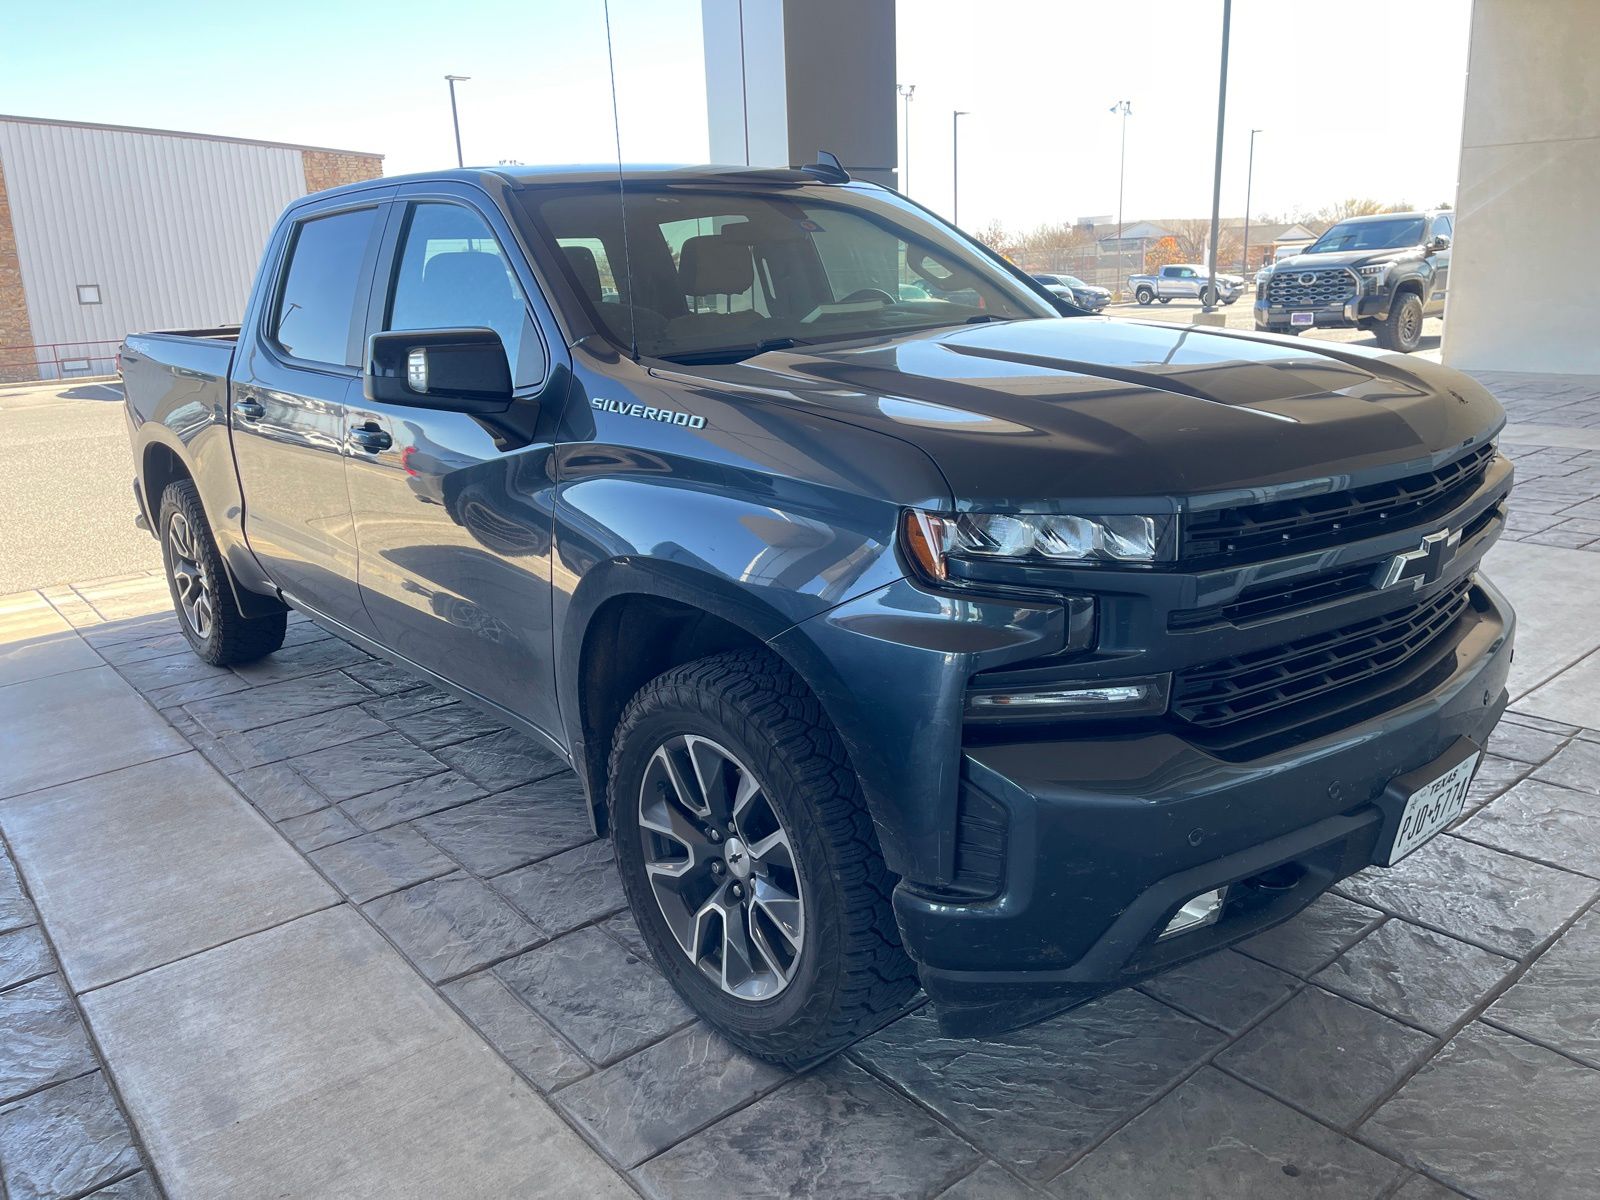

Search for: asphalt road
xmin=0 ymin=379 xmax=161 ymax=593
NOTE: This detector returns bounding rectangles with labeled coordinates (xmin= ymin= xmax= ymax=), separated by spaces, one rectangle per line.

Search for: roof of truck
xmin=298 ymin=163 xmax=858 ymax=204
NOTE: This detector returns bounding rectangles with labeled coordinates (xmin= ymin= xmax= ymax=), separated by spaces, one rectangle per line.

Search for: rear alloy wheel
xmin=159 ymin=480 xmax=286 ymax=666
xmin=610 ymin=648 xmax=918 ymax=1067
xmin=1136 ymin=287 xmax=1154 ymax=305
xmin=1376 ymin=291 xmax=1425 ymax=352
xmin=166 ymin=510 xmax=215 ymax=642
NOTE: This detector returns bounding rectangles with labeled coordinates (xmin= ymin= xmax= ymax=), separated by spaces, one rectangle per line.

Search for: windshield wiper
xmin=658 ymin=337 xmax=809 ymax=366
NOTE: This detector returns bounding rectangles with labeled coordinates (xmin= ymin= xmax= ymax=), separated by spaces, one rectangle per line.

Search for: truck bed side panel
xmin=120 ymin=333 xmax=261 ymax=591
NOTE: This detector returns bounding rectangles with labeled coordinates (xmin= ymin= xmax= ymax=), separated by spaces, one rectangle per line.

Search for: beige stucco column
xmin=701 ymin=0 xmax=898 ymax=188
xmin=1443 ymin=0 xmax=1600 ymax=372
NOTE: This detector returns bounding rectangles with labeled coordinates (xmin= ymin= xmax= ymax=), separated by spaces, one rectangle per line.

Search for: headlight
xmin=902 ymin=510 xmax=1174 ymax=581
xmin=1358 ymin=262 xmax=1393 ymax=287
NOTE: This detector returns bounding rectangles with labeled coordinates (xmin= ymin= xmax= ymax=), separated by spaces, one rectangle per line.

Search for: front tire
xmin=1375 ymin=291 xmax=1425 ymax=352
xmin=159 ymin=480 xmax=286 ymax=665
xmin=609 ymin=648 xmax=917 ymax=1068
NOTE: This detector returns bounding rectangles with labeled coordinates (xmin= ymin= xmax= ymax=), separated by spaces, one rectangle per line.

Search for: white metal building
xmin=0 ymin=115 xmax=382 ymax=380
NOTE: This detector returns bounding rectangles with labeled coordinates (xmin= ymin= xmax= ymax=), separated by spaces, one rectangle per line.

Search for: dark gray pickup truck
xmin=1255 ymin=210 xmax=1454 ymax=352
xmin=122 ymin=163 xmax=1514 ymax=1066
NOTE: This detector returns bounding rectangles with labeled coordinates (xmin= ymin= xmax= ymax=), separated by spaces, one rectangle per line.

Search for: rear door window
xmin=272 ymin=207 xmax=381 ymax=367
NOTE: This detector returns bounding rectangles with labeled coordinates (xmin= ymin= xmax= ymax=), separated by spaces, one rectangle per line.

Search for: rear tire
xmin=159 ymin=480 xmax=286 ymax=666
xmin=1375 ymin=291 xmax=1424 ymax=352
xmin=1136 ymin=287 xmax=1154 ymax=305
xmin=609 ymin=648 xmax=918 ymax=1068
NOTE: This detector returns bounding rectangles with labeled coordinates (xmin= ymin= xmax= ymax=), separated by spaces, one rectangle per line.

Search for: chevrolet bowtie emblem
xmin=1377 ymin=528 xmax=1463 ymax=591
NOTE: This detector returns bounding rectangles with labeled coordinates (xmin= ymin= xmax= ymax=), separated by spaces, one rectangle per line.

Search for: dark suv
xmin=121 ymin=164 xmax=1511 ymax=1066
xmin=1255 ymin=210 xmax=1453 ymax=351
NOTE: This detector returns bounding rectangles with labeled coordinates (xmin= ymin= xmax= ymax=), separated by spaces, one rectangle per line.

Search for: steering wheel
xmin=838 ymin=288 xmax=897 ymax=306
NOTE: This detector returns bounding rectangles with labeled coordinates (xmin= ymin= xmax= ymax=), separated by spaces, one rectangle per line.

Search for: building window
xmin=76 ymin=284 xmax=102 ymax=305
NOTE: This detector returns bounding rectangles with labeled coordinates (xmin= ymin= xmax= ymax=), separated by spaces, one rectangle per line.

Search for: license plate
xmin=1381 ymin=752 xmax=1479 ymax=865
xmin=1290 ymin=311 xmax=1315 ymax=326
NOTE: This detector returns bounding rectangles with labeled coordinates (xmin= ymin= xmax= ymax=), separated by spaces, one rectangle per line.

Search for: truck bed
xmin=120 ymin=329 xmax=238 ymax=428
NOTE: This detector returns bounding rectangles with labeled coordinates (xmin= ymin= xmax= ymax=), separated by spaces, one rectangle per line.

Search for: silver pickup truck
xmin=1128 ymin=263 xmax=1243 ymax=306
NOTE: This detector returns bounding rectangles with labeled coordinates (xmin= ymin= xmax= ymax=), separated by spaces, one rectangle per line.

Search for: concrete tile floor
xmin=1 ymin=372 xmax=1599 ymax=1198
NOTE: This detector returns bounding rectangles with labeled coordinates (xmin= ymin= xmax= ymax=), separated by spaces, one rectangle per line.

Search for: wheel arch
xmin=562 ymin=560 xmax=826 ymax=835
xmin=142 ymin=434 xmax=286 ymax=621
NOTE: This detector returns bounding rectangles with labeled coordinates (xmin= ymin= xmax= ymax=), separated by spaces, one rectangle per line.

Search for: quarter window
xmin=388 ymin=203 xmax=545 ymax=386
xmin=273 ymin=207 xmax=380 ymax=367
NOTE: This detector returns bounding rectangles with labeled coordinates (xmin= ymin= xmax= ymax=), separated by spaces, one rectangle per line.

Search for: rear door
xmin=343 ymin=184 xmax=569 ymax=736
xmin=232 ymin=194 xmax=391 ymax=631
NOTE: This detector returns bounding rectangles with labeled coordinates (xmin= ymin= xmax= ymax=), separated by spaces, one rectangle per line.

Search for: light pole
xmin=952 ymin=110 xmax=970 ymax=225
xmin=445 ymin=75 xmax=470 ymax=168
xmin=1109 ymin=100 xmax=1132 ymax=288
xmin=1241 ymin=127 xmax=1262 ymax=276
xmin=1202 ymin=1 xmax=1231 ymax=312
xmin=897 ymin=83 xmax=916 ymax=194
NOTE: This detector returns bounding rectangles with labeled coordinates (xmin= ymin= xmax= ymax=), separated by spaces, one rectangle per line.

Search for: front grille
xmin=1266 ymin=266 xmax=1357 ymax=309
xmin=1171 ymin=578 xmax=1474 ymax=729
xmin=1182 ymin=444 xmax=1496 ymax=563
xmin=1170 ymin=564 xmax=1374 ymax=631
xmin=1171 ymin=502 xmax=1503 ymax=631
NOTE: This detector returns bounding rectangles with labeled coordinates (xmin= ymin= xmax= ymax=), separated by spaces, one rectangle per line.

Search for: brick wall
xmin=301 ymin=149 xmax=384 ymax=195
xmin=0 ymin=155 xmax=40 ymax=384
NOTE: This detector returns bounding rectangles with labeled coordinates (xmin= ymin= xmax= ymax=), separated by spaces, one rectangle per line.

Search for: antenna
xmin=800 ymin=150 xmax=850 ymax=184
xmin=602 ymin=0 xmax=638 ymax=359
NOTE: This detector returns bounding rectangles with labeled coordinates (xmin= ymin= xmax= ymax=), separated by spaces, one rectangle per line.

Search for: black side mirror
xmin=365 ymin=328 xmax=512 ymax=413
xmin=1427 ymin=234 xmax=1451 ymax=254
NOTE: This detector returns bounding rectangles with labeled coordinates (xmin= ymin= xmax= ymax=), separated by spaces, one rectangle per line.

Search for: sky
xmin=1 ymin=0 xmax=1471 ymax=233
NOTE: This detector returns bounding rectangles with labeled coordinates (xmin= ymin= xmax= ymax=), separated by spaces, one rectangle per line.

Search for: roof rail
xmin=798 ymin=150 xmax=850 ymax=184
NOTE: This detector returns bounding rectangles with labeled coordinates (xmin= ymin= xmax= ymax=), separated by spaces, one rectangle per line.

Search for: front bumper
xmin=1255 ymin=293 xmax=1385 ymax=330
xmin=894 ymin=578 xmax=1513 ymax=1035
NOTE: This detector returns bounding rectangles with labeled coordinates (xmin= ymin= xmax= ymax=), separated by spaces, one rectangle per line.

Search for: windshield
xmin=1308 ymin=216 xmax=1425 ymax=254
xmin=516 ymin=180 xmax=1056 ymax=363
xmin=1061 ymin=276 xmax=1088 ymax=289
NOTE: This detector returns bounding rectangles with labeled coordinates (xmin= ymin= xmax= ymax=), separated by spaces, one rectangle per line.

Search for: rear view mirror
xmin=365 ymin=328 xmax=512 ymax=413
xmin=1427 ymin=234 xmax=1451 ymax=254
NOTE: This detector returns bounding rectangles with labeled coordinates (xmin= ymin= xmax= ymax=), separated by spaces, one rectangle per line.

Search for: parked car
xmin=120 ymin=163 xmax=1513 ymax=1067
xmin=1255 ymin=210 xmax=1453 ymax=352
xmin=1032 ymin=273 xmax=1110 ymax=311
xmin=1127 ymin=263 xmax=1244 ymax=306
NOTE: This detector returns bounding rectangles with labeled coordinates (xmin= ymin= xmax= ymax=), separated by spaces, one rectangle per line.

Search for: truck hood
xmin=680 ymin=317 xmax=1500 ymax=508
xmin=1275 ymin=247 xmax=1426 ymax=271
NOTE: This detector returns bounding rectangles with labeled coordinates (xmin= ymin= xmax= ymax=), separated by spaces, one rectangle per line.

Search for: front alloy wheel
xmin=639 ymin=734 xmax=805 ymax=999
xmin=609 ymin=648 xmax=918 ymax=1067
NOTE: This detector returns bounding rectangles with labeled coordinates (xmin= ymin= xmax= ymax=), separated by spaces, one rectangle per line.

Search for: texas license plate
xmin=1380 ymin=751 xmax=1480 ymax=865
xmin=1290 ymin=311 xmax=1315 ymax=326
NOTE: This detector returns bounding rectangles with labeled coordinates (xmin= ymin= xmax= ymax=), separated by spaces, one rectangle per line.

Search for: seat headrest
xmin=561 ymin=244 xmax=604 ymax=302
xmin=678 ymin=235 xmax=753 ymax=297
xmin=419 ymin=251 xmax=513 ymax=301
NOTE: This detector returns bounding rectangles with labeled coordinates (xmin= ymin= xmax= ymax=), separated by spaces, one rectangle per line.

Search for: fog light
xmin=1159 ymin=887 xmax=1227 ymax=939
xmin=964 ymin=675 xmax=1170 ymax=720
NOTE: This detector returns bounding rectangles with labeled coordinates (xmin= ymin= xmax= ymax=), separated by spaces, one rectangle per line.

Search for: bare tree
xmin=971 ymin=219 xmax=1021 ymax=261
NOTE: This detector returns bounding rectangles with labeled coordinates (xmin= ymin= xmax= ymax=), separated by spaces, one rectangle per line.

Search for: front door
xmin=344 ymin=191 xmax=568 ymax=737
xmin=1426 ymin=213 xmax=1453 ymax=314
xmin=232 ymin=201 xmax=385 ymax=631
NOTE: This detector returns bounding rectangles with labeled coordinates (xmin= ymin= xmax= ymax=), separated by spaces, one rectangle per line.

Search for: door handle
xmin=350 ymin=422 xmax=392 ymax=453
xmin=235 ymin=399 xmax=265 ymax=421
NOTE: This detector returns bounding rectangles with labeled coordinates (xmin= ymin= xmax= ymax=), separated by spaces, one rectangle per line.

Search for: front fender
xmin=771 ymin=579 xmax=1066 ymax=885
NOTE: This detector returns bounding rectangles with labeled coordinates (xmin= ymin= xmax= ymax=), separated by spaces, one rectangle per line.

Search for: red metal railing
xmin=0 ymin=339 xmax=124 ymax=384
